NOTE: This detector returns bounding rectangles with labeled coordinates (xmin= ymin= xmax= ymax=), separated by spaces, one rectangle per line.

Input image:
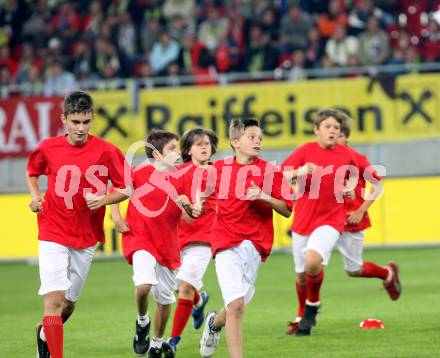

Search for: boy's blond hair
xmin=229 ymin=118 xmax=259 ymax=141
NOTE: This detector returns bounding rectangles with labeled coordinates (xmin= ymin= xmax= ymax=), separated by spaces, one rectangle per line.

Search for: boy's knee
xmin=179 ymin=281 xmax=195 ymax=297
xmin=227 ymin=299 xmax=245 ymax=318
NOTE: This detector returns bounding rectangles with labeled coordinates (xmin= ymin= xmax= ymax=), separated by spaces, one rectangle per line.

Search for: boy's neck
xmin=192 ymin=158 xmax=209 ymax=167
xmin=235 ymin=152 xmax=256 ymax=164
xmin=317 ymin=141 xmax=336 ymax=150
xmin=152 ymin=160 xmax=173 ymax=172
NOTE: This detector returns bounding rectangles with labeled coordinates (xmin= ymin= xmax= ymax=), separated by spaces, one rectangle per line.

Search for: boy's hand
xmin=29 ymin=196 xmax=43 ymax=212
xmin=347 ymin=209 xmax=365 ymax=225
xmin=114 ymin=218 xmax=130 ymax=233
xmin=86 ymin=193 xmax=104 ymax=210
xmin=246 ymin=181 xmax=270 ymax=201
xmin=298 ymin=163 xmax=316 ymax=176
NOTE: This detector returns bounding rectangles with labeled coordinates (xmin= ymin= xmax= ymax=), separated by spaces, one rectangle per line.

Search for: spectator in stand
xmin=162 ymin=0 xmax=197 ymax=28
xmin=51 ymin=2 xmax=81 ymax=48
xmin=317 ymin=0 xmax=348 ymax=39
xmin=280 ymin=3 xmax=313 ymax=51
xmin=259 ymin=7 xmax=280 ymax=41
xmin=304 ymin=27 xmax=325 ymax=68
xmin=287 ymin=49 xmax=307 ymax=82
xmin=94 ymin=37 xmax=121 ymax=79
xmin=0 ymin=45 xmax=17 ymax=76
xmin=117 ymin=12 xmax=137 ymax=62
xmin=198 ymin=7 xmax=229 ymax=51
xmin=348 ymin=0 xmax=393 ymax=35
xmin=0 ymin=64 xmax=13 ymax=98
xmin=168 ymin=14 xmax=195 ymax=47
xmin=15 ymin=43 xmax=42 ymax=84
xmin=82 ymin=0 xmax=105 ymax=40
xmin=150 ymin=31 xmax=181 ymax=75
xmin=358 ymin=16 xmax=390 ymax=65
xmin=325 ymin=24 xmax=359 ymax=66
xmin=140 ymin=18 xmax=163 ymax=54
xmin=69 ymin=40 xmax=94 ymax=81
xmin=244 ymin=25 xmax=278 ymax=73
xmin=422 ymin=17 xmax=440 ymax=61
xmin=43 ymin=60 xmax=77 ymax=96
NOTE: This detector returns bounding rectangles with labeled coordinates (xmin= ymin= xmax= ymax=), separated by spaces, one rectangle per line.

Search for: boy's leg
xmin=225 ymin=298 xmax=245 ymax=358
xmin=200 ymin=309 xmax=225 ymax=358
xmin=132 ymin=250 xmax=156 ymax=356
xmin=212 ymin=241 xmax=261 ymax=357
xmin=296 ymin=226 xmax=339 ymax=337
xmin=287 ymin=232 xmax=308 ymax=334
xmin=149 ymin=264 xmax=177 ymax=357
xmin=170 ymin=281 xmax=195 ymax=339
xmin=337 ymin=231 xmax=400 ymax=299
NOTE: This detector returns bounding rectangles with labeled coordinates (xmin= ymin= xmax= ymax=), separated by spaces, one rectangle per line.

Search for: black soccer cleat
xmin=36 ymin=324 xmax=51 ymax=358
xmin=162 ymin=336 xmax=180 ymax=358
xmin=147 ymin=346 xmax=162 ymax=358
xmin=295 ymin=303 xmax=320 ymax=337
xmin=133 ymin=320 xmax=151 ymax=356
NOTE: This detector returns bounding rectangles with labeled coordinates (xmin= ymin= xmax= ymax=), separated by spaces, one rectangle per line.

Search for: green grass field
xmin=1 ymin=247 xmax=439 ymax=357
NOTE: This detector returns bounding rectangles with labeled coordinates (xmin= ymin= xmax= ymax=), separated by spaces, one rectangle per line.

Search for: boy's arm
xmin=347 ymin=181 xmax=383 ymax=225
xmin=283 ymin=163 xmax=316 ymax=182
xmin=246 ymin=181 xmax=292 ymax=218
xmin=87 ymin=190 xmax=129 ymax=210
xmin=110 ymin=202 xmax=130 ymax=233
xmin=27 ymin=174 xmax=43 ymax=212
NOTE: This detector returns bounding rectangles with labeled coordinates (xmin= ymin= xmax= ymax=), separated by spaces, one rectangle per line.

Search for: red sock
xmin=361 ymin=261 xmax=389 ymax=280
xmin=306 ymin=270 xmax=324 ymax=304
xmin=295 ymin=281 xmax=307 ymax=317
xmin=43 ymin=316 xmax=63 ymax=358
xmin=170 ymin=298 xmax=193 ymax=337
xmin=193 ymin=290 xmax=201 ymax=306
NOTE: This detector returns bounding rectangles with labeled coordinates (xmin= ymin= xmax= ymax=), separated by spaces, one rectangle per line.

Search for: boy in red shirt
xmin=111 ymin=129 xmax=201 ymax=358
xmin=336 ymin=117 xmax=401 ymax=298
xmin=161 ymin=128 xmax=218 ymax=357
xmin=27 ymin=91 xmax=129 ymax=358
xmin=199 ymin=118 xmax=293 ymax=358
xmin=282 ymin=108 xmax=358 ymax=337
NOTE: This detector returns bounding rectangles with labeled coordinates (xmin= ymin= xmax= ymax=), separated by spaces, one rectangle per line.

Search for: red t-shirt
xmin=282 ymin=142 xmax=357 ymax=235
xmin=27 ymin=135 xmax=127 ymax=249
xmin=344 ymin=146 xmax=382 ymax=232
xmin=121 ymin=164 xmax=188 ymax=269
xmin=177 ymin=162 xmax=216 ymax=250
xmin=209 ymin=157 xmax=293 ymax=262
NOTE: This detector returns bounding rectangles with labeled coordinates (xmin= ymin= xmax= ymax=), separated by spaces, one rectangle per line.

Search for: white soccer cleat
xmin=199 ymin=312 xmax=220 ymax=358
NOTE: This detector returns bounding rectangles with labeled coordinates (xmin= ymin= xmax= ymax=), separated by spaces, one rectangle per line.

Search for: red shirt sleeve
xmin=27 ymin=145 xmax=49 ymax=177
xmin=281 ymin=145 xmax=306 ymax=170
xmin=106 ymin=146 xmax=128 ymax=189
xmin=359 ymin=153 xmax=382 ymax=182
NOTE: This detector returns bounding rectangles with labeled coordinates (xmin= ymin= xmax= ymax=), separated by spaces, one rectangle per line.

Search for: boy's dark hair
xmin=340 ymin=113 xmax=352 ymax=138
xmin=229 ymin=118 xmax=260 ymax=141
xmin=63 ymin=91 xmax=94 ymax=116
xmin=313 ymin=108 xmax=347 ymax=129
xmin=145 ymin=129 xmax=179 ymax=158
xmin=180 ymin=127 xmax=218 ymax=163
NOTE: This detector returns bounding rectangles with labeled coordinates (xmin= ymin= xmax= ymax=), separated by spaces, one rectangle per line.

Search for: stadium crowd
xmin=1 ymin=0 xmax=440 ymax=95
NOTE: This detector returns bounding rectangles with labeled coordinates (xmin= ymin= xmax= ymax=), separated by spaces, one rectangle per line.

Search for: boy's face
xmin=314 ymin=116 xmax=340 ymax=149
xmin=156 ymin=138 xmax=181 ymax=167
xmin=189 ymin=134 xmax=212 ymax=165
xmin=338 ymin=132 xmax=348 ymax=146
xmin=62 ymin=112 xmax=93 ymax=145
xmin=232 ymin=126 xmax=262 ymax=158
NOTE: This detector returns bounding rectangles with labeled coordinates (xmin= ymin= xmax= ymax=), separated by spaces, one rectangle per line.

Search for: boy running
xmin=27 ymin=91 xmax=129 ymax=358
xmin=162 ymin=128 xmax=218 ymax=357
xmin=111 ymin=129 xmax=201 ymax=358
xmin=199 ymin=118 xmax=293 ymax=358
xmin=282 ymin=108 xmax=358 ymax=337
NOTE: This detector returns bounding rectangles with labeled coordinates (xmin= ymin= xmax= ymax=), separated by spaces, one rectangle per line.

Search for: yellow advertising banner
xmin=87 ymin=74 xmax=440 ymax=153
xmin=1 ymin=177 xmax=439 ymax=259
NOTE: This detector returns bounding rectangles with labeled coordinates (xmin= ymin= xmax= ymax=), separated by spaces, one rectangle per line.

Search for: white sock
xmin=150 ymin=337 xmax=163 ymax=349
xmin=40 ymin=327 xmax=46 ymax=342
xmin=385 ymin=267 xmax=393 ymax=282
xmin=305 ymin=300 xmax=320 ymax=306
xmin=137 ymin=314 xmax=150 ymax=327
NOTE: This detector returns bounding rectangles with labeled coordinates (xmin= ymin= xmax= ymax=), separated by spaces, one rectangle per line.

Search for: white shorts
xmin=292 ymin=225 xmax=340 ymax=273
xmin=38 ymin=241 xmax=96 ymax=302
xmin=132 ymin=250 xmax=178 ymax=305
xmin=215 ymin=240 xmax=261 ymax=307
xmin=176 ymin=244 xmax=211 ymax=290
xmin=336 ymin=231 xmax=365 ymax=272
